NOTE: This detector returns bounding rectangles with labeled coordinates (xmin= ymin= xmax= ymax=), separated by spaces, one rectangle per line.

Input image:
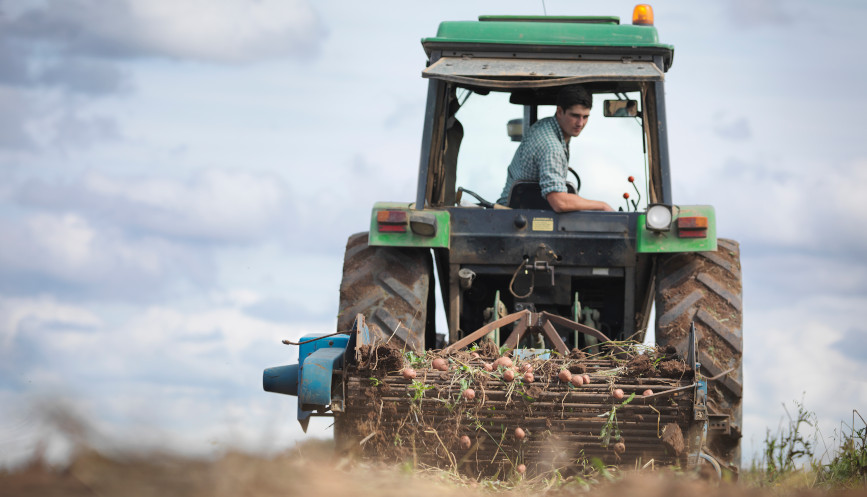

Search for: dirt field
xmin=2 ymin=440 xmax=865 ymax=497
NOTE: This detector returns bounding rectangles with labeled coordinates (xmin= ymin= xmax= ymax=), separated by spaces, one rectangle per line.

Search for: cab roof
xmin=422 ymin=16 xmax=674 ymax=72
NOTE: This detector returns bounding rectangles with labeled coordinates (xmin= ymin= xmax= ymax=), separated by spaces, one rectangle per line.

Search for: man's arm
xmin=547 ymin=192 xmax=614 ymax=213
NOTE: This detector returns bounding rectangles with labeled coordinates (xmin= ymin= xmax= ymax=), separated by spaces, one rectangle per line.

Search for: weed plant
xmin=748 ymin=402 xmax=865 ymax=489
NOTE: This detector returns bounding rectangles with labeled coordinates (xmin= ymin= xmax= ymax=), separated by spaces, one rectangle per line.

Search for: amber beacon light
xmin=632 ymin=4 xmax=654 ymax=25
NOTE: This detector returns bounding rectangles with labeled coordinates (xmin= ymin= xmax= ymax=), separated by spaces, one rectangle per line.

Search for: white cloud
xmin=0 ymin=209 xmax=212 ymax=300
xmin=5 ymin=168 xmax=293 ymax=290
xmin=81 ymin=169 xmax=293 ymax=242
xmin=0 ymin=294 xmax=332 ymax=466
xmin=0 ymin=295 xmax=102 ymax=350
xmin=8 ymin=0 xmax=327 ymax=63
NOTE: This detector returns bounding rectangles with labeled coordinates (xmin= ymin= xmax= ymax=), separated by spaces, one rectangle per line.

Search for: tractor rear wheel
xmin=334 ymin=232 xmax=434 ymax=451
xmin=337 ymin=232 xmax=435 ymax=352
xmin=655 ymin=238 xmax=743 ymax=473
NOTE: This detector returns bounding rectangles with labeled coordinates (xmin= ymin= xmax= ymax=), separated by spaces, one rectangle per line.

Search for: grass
xmin=746 ymin=402 xmax=866 ymax=489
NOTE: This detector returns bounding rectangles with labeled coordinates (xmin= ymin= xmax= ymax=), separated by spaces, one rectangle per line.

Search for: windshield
xmin=452 ymin=88 xmax=648 ymax=212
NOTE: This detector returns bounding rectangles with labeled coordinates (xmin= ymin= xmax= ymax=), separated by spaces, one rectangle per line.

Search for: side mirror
xmin=603 ymin=99 xmax=640 ymax=118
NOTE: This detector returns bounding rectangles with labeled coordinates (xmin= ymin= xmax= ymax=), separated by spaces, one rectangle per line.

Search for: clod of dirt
xmin=662 ymin=423 xmax=685 ymax=456
xmin=358 ymin=344 xmax=404 ymax=373
xmin=658 ymin=359 xmax=690 ymax=378
xmin=625 ymin=354 xmax=654 ymax=377
xmin=477 ymin=338 xmax=499 ymax=359
xmin=568 ymin=348 xmax=586 ymax=360
xmin=525 ymin=385 xmax=543 ymax=400
xmin=568 ymin=364 xmax=586 ymax=375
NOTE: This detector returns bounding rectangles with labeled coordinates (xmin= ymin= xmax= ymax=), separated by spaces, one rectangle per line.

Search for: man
xmin=613 ymin=100 xmax=638 ymax=117
xmin=496 ymin=85 xmax=614 ymax=212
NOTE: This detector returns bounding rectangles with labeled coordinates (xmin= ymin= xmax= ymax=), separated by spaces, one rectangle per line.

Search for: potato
xmin=570 ymin=374 xmax=584 ymax=387
xmin=460 ymin=435 xmax=472 ymax=450
xmin=401 ymin=368 xmax=416 ymax=380
xmin=558 ymin=369 xmax=572 ymax=382
xmin=523 ymin=372 xmax=534 ymax=383
xmin=432 ymin=358 xmax=448 ymax=371
xmin=503 ymin=369 xmax=515 ymax=382
xmin=613 ymin=441 xmax=626 ymax=454
xmin=470 ymin=352 xmax=480 ymax=359
xmin=643 ymin=389 xmax=654 ymax=397
xmin=483 ymin=362 xmax=493 ymax=372
xmin=520 ymin=363 xmax=533 ymax=373
xmin=517 ymin=464 xmax=526 ymax=474
xmin=613 ymin=388 xmax=624 ymax=399
xmin=462 ymin=388 xmax=476 ymax=401
xmin=496 ymin=356 xmax=513 ymax=368
xmin=583 ymin=374 xmax=591 ymax=384
xmin=514 ymin=427 xmax=525 ymax=440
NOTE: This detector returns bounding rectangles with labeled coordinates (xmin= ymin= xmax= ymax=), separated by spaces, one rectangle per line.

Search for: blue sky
xmin=1 ymin=0 xmax=865 ymax=466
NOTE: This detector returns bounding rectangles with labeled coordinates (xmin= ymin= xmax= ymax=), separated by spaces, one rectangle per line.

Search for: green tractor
xmin=265 ymin=5 xmax=742 ymax=478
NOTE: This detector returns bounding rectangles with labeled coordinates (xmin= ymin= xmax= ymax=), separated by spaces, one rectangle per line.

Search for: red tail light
xmin=676 ymin=216 xmax=708 ymax=238
xmin=376 ymin=210 xmax=407 ymax=233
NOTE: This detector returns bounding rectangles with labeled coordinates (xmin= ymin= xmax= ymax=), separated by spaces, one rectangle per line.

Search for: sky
xmin=1 ymin=0 xmax=866 ymax=468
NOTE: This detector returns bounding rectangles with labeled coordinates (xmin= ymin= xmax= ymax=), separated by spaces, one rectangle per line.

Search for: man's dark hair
xmin=556 ymin=85 xmax=592 ymax=110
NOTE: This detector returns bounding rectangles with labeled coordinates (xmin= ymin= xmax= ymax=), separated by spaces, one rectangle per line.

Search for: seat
xmin=507 ymin=181 xmax=576 ymax=210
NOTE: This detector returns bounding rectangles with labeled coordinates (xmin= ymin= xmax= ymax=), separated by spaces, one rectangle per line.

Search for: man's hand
xmin=547 ymin=192 xmax=614 ymax=213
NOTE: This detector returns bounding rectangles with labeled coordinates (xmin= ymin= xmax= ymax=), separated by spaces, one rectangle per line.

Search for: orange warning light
xmin=633 ymin=4 xmax=654 ymax=25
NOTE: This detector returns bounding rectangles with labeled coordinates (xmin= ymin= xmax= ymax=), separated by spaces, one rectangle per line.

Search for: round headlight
xmin=646 ymin=204 xmax=673 ymax=231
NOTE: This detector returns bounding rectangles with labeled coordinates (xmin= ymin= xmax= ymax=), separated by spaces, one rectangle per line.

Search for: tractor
xmin=264 ymin=5 xmax=743 ymax=478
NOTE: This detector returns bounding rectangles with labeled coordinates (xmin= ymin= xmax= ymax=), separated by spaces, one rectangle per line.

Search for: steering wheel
xmin=568 ymin=167 xmax=581 ymax=194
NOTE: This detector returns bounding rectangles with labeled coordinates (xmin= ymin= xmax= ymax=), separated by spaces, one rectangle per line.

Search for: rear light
xmin=376 ymin=210 xmax=407 ymax=233
xmin=409 ymin=212 xmax=438 ymax=236
xmin=677 ymin=216 xmax=708 ymax=238
xmin=645 ymin=204 xmax=672 ymax=231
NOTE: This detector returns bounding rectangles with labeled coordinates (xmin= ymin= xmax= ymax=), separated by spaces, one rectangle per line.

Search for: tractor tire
xmin=655 ymin=238 xmax=743 ymax=472
xmin=336 ymin=232 xmax=434 ymax=352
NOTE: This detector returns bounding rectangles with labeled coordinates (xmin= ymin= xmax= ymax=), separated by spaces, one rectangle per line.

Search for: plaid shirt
xmin=496 ymin=116 xmax=570 ymax=205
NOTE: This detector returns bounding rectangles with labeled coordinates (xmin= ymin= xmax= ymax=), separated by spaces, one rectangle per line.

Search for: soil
xmin=4 ymin=442 xmax=866 ymax=497
xmin=658 ymin=359 xmax=690 ymax=379
xmin=624 ymin=355 xmax=654 ymax=377
xmin=662 ymin=423 xmax=685 ymax=457
xmin=568 ymin=348 xmax=586 ymax=360
xmin=357 ymin=344 xmax=404 ymax=375
xmin=477 ymin=338 xmax=500 ymax=359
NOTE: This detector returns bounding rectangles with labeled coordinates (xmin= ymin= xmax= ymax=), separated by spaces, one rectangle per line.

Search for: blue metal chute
xmin=299 ymin=347 xmax=346 ymax=409
xmin=262 ymin=327 xmax=355 ymax=431
xmin=263 ymin=364 xmax=299 ymax=396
